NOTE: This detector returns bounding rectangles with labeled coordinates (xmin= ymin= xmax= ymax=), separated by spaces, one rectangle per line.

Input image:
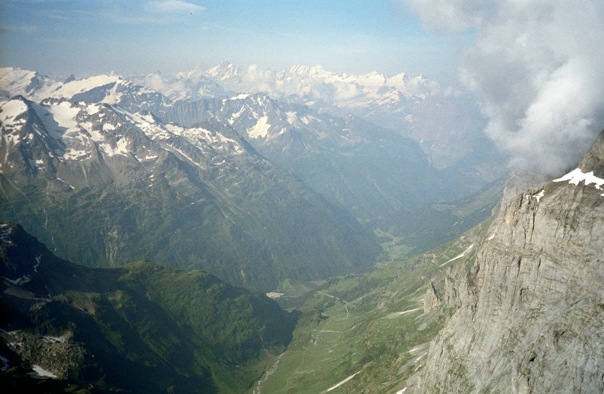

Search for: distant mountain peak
xmin=207 ymin=61 xmax=242 ymax=80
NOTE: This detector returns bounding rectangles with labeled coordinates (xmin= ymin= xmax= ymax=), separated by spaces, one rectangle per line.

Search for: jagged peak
xmin=63 ymin=74 xmax=76 ymax=84
xmin=207 ymin=61 xmax=241 ymax=80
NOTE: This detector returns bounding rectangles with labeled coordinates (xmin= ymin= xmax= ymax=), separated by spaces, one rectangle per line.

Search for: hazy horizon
xmin=0 ymin=0 xmax=469 ymax=83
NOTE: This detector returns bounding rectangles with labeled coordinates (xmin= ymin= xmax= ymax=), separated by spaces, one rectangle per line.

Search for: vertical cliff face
xmin=417 ymin=132 xmax=604 ymax=393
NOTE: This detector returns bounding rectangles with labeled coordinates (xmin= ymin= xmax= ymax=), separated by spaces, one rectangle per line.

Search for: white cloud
xmin=406 ymin=0 xmax=604 ymax=175
xmin=145 ymin=0 xmax=204 ymax=15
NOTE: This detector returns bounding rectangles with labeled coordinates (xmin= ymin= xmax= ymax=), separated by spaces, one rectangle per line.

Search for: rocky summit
xmin=415 ymin=131 xmax=604 ymax=393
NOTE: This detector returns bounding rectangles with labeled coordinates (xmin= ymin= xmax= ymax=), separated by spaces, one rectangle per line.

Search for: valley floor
xmin=254 ymin=226 xmax=485 ymax=394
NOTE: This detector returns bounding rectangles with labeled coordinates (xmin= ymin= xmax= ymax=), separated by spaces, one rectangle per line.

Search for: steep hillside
xmin=0 ymin=223 xmax=295 ymax=393
xmin=415 ymin=131 xmax=604 ymax=393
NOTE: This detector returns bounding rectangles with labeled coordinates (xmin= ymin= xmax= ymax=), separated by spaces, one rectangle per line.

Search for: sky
xmin=0 ymin=0 xmax=469 ymax=81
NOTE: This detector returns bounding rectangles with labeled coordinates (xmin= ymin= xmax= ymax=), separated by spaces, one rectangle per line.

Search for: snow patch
xmin=88 ymin=128 xmax=104 ymax=142
xmin=553 ymin=168 xmax=604 ymax=194
xmin=247 ymin=116 xmax=271 ymax=139
xmin=28 ymin=365 xmax=57 ymax=379
xmin=142 ymin=154 xmax=158 ymax=161
xmin=231 ymin=93 xmax=250 ymax=100
xmin=228 ymin=106 xmax=246 ymax=124
xmin=43 ymin=335 xmax=66 ymax=344
xmin=533 ymin=189 xmax=545 ymax=202
xmin=34 ymin=255 xmax=41 ymax=273
xmin=63 ymin=148 xmax=89 ymax=160
xmin=56 ymin=177 xmax=75 ymax=190
xmin=0 ymin=99 xmax=28 ymax=124
xmin=286 ymin=111 xmax=298 ymax=125
xmin=0 ymin=354 xmax=9 ymax=372
xmin=86 ymin=104 xmax=100 ymax=115
xmin=2 ymin=275 xmax=30 ymax=285
xmin=100 ymin=138 xmax=129 ymax=157
xmin=47 ymin=102 xmax=80 ymax=135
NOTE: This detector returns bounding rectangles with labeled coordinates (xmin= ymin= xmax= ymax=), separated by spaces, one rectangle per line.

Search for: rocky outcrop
xmin=416 ymin=132 xmax=604 ymax=393
xmin=422 ymin=282 xmax=441 ymax=313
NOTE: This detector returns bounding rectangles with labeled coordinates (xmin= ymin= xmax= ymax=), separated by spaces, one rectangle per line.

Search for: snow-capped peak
xmin=207 ymin=61 xmax=242 ymax=80
xmin=0 ymin=67 xmax=58 ymax=100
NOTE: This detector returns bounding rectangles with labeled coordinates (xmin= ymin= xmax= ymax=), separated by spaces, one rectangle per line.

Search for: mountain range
xmin=132 ymin=62 xmax=497 ymax=171
xmin=0 ymin=65 xmax=504 ymax=290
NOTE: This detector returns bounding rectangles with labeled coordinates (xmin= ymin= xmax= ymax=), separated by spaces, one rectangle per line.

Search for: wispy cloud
xmin=145 ymin=0 xmax=204 ymax=15
xmin=0 ymin=24 xmax=38 ymax=33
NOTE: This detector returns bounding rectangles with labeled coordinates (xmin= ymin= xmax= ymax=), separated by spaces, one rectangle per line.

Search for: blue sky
xmin=0 ymin=0 xmax=470 ymax=81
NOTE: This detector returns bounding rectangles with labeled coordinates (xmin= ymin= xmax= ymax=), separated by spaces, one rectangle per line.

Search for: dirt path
xmin=384 ymin=307 xmax=422 ymax=319
xmin=440 ymin=243 xmax=474 ymax=266
xmin=323 ymin=371 xmax=361 ymax=393
xmin=318 ymin=291 xmax=349 ymax=318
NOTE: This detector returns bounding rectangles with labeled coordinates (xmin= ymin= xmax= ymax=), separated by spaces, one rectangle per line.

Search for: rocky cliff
xmin=416 ymin=131 xmax=604 ymax=393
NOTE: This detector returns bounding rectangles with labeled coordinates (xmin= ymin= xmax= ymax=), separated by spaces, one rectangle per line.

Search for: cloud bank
xmin=406 ymin=0 xmax=604 ymax=175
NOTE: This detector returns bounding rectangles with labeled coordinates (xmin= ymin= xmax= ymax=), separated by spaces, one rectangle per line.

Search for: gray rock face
xmin=417 ymin=132 xmax=604 ymax=393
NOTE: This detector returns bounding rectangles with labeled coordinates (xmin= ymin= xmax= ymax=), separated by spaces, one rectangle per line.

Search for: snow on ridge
xmin=56 ymin=74 xmax=121 ymax=98
xmin=553 ymin=168 xmax=604 ymax=195
xmin=0 ymin=67 xmax=59 ymax=100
